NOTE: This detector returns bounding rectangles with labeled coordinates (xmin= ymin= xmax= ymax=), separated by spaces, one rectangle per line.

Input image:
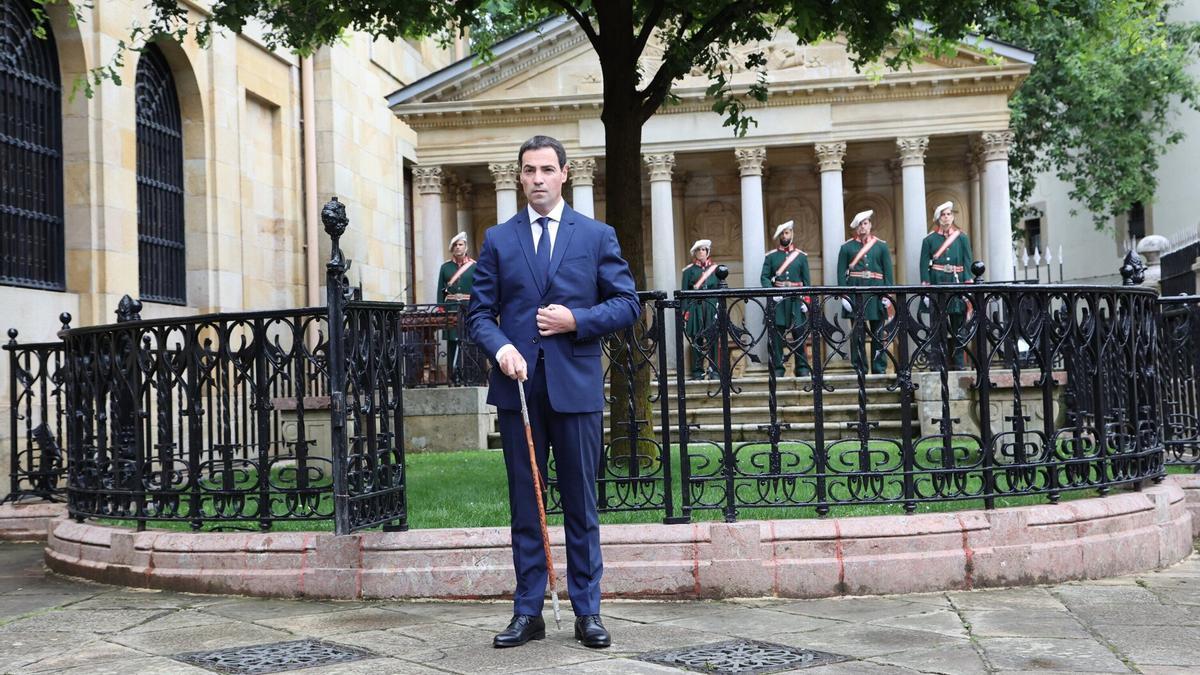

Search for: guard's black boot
xmin=574 ymin=615 xmax=611 ymax=648
xmin=493 ymin=614 xmax=545 ymax=648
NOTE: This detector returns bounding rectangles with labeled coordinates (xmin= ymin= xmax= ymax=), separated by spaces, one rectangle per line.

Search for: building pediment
xmin=387 ymin=16 xmax=1033 ymax=112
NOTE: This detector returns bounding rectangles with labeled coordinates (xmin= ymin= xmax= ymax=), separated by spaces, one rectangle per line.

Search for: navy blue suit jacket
xmin=466 ymin=204 xmax=640 ymax=413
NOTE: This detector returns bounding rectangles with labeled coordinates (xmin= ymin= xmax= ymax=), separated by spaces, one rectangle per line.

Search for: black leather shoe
xmin=574 ymin=615 xmax=611 ymax=648
xmin=493 ymin=614 xmax=545 ymax=648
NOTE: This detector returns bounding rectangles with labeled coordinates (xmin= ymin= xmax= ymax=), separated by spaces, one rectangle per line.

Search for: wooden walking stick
xmin=517 ymin=378 xmax=562 ymax=630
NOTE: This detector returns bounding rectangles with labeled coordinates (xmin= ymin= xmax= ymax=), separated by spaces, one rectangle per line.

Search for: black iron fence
xmin=3 ymin=320 xmax=69 ymax=503
xmin=1160 ymin=295 xmax=1200 ymax=467
xmin=10 ymin=198 xmax=1197 ymax=532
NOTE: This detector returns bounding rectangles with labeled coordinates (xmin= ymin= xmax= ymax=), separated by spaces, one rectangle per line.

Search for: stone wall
xmin=0 ymin=1 xmax=449 ymax=500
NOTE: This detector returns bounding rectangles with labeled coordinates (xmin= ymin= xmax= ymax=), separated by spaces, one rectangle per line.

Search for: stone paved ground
xmin=4 ymin=543 xmax=1200 ymax=674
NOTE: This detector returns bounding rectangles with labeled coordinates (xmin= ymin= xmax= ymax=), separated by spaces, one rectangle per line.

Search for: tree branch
xmin=551 ymin=0 xmax=600 ymax=50
xmin=633 ymin=0 xmax=666 ymax=58
xmin=637 ymin=1 xmax=756 ymax=118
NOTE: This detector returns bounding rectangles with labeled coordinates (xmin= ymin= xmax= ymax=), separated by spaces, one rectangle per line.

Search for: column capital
xmin=814 ymin=142 xmax=847 ymax=172
xmin=980 ymin=130 xmax=1014 ymax=162
xmin=568 ymin=158 xmax=597 ymax=186
xmin=455 ymin=180 xmax=473 ymax=203
xmin=888 ymin=158 xmax=904 ymax=183
xmin=413 ymin=166 xmax=444 ymax=195
xmin=734 ymin=147 xmax=767 ymax=177
xmin=488 ymin=162 xmax=519 ymax=190
xmin=644 ymin=153 xmax=676 ymax=182
xmin=896 ymin=136 xmax=929 ymax=167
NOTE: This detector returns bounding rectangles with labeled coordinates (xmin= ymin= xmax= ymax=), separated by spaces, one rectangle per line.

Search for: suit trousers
xmin=496 ymin=357 xmax=604 ymax=616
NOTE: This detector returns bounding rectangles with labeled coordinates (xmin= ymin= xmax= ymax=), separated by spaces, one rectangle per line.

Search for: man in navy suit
xmin=467 ymin=136 xmax=640 ymax=649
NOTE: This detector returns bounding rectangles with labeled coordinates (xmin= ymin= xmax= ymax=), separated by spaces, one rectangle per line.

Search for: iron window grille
xmin=135 ymin=43 xmax=186 ymax=304
xmin=0 ymin=0 xmax=65 ymax=290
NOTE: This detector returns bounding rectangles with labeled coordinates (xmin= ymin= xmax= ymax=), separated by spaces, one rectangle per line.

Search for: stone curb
xmin=43 ymin=479 xmax=1194 ymax=600
xmin=0 ymin=501 xmax=67 ymax=542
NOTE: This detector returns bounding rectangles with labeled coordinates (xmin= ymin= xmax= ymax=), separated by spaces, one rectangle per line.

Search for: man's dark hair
xmin=518 ymin=135 xmax=567 ymax=169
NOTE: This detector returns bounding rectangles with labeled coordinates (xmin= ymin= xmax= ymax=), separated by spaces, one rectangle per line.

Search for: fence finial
xmin=59 ymin=313 xmax=71 ymax=331
xmin=1119 ymin=249 xmax=1146 ymax=286
xmin=971 ymin=260 xmax=986 ymax=283
xmin=715 ymin=265 xmax=730 ymax=289
xmin=116 ymin=295 xmax=142 ymax=322
xmin=6 ymin=328 xmax=16 ymax=345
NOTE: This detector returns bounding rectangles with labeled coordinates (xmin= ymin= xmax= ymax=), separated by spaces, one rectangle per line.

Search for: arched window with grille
xmin=0 ymin=0 xmax=64 ymax=290
xmin=135 ymin=43 xmax=186 ymax=304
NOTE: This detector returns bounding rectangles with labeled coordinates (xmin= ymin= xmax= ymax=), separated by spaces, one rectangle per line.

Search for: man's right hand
xmin=498 ymin=348 xmax=528 ymax=381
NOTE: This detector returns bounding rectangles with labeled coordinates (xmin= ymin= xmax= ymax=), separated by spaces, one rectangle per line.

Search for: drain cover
xmin=637 ymin=638 xmax=848 ymax=674
xmin=173 ymin=639 xmax=377 ymax=674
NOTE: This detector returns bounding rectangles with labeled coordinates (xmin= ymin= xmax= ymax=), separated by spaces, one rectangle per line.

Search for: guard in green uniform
xmin=919 ymin=202 xmax=974 ymax=369
xmin=761 ymin=220 xmax=811 ymax=377
xmin=437 ymin=231 xmax=476 ymax=383
xmin=681 ymin=239 xmax=721 ymax=380
xmin=837 ymin=210 xmax=895 ymax=374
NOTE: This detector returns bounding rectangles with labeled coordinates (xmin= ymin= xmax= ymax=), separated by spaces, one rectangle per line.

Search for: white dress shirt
xmin=529 ymin=199 xmax=565 ymax=255
xmin=495 ymin=199 xmax=567 ymax=363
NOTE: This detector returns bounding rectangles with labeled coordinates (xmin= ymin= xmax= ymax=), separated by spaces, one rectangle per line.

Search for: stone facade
xmin=389 ymin=17 xmax=1031 ymax=298
xmin=0 ymin=0 xmax=450 ymax=498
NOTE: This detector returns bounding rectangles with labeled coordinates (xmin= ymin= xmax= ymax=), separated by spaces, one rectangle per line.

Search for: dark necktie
xmin=535 ymin=216 xmax=551 ymax=287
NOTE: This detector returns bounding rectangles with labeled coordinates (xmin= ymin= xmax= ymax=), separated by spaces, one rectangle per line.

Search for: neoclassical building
xmin=388 ymin=16 xmax=1031 ymax=304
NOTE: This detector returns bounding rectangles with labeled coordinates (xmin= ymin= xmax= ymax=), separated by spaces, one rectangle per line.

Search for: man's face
xmin=779 ymin=228 xmax=793 ymax=248
xmin=856 ymin=219 xmax=873 ymax=237
xmin=520 ymin=146 xmax=567 ymax=214
xmin=451 ymin=240 xmax=467 ymax=258
xmin=939 ymin=210 xmax=955 ymax=228
xmin=694 ymin=247 xmax=710 ymax=263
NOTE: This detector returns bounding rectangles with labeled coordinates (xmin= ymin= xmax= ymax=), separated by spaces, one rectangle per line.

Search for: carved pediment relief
xmin=406 ymin=21 xmax=1029 ymax=104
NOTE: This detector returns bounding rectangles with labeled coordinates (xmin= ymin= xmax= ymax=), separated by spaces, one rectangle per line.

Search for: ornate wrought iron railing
xmin=3 ymin=320 xmax=68 ymax=503
xmin=33 ymin=198 xmax=1174 ymax=531
xmin=396 ymin=303 xmax=488 ymax=388
xmin=60 ymin=302 xmax=335 ymax=529
xmin=1160 ymin=295 xmax=1200 ymax=467
xmin=664 ymin=267 xmax=1164 ymax=521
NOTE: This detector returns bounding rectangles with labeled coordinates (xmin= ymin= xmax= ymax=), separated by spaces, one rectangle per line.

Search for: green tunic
xmin=919 ymin=229 xmax=973 ymax=315
xmin=681 ymin=262 xmax=720 ymax=335
xmin=681 ymin=261 xmax=720 ymax=377
xmin=836 ymin=237 xmax=894 ymax=321
xmin=760 ymin=247 xmax=811 ymax=327
xmin=437 ymin=258 xmax=475 ymax=341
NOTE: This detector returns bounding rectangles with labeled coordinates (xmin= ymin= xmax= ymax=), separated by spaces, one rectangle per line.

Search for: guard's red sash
xmin=692 ymin=263 xmax=718 ymax=289
xmin=774 ymin=249 xmax=803 ymax=279
xmin=446 ymin=258 xmax=475 ymax=287
xmin=849 ymin=237 xmax=878 ymax=269
xmin=931 ymin=230 xmax=961 ymax=261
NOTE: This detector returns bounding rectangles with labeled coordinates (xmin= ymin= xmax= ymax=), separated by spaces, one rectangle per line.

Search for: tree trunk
xmin=597 ymin=15 xmax=656 ymax=471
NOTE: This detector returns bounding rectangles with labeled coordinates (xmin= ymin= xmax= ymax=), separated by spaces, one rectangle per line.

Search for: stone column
xmin=414 ymin=166 xmax=445 ymax=304
xmin=815 ymin=142 xmax=847 ymax=286
xmin=569 ymin=158 xmax=596 ymax=218
xmin=969 ymin=138 xmax=988 ymax=266
xmin=645 ymin=152 xmax=679 ymax=362
xmin=982 ymin=131 xmax=1015 ymax=281
xmin=672 ymin=179 xmax=687 ymax=280
xmin=442 ymin=174 xmax=459 ymax=246
xmin=455 ymin=181 xmax=473 ymax=234
xmin=489 ymin=162 xmax=519 ymax=222
xmin=897 ymin=137 xmax=930 ymax=284
xmin=888 ymin=159 xmax=905 ymax=282
xmin=735 ymin=147 xmax=768 ymax=362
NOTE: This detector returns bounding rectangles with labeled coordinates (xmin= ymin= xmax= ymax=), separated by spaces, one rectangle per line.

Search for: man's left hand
xmin=537 ymin=304 xmax=577 ymax=336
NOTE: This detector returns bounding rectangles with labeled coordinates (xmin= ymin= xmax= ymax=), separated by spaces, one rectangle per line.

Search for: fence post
xmin=6 ymin=329 xmax=18 ymax=501
xmin=323 ymin=197 xmax=352 ymax=535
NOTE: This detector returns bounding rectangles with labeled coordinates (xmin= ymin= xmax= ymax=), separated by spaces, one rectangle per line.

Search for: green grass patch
xmin=95 ymin=441 xmax=1159 ymax=533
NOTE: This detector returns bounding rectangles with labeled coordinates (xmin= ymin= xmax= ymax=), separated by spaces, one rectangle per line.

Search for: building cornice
xmin=391 ymin=65 xmax=1030 ymax=130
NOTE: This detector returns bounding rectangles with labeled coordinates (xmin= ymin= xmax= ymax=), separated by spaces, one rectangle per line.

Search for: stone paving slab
xmin=4 ymin=543 xmax=1200 ymax=673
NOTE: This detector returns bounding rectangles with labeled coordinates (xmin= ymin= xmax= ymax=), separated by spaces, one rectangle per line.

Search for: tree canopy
xmin=988 ymin=0 xmax=1200 ymax=227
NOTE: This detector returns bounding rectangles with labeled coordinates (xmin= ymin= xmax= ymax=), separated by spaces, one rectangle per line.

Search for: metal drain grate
xmin=172 ymin=639 xmax=377 ymax=674
xmin=637 ymin=638 xmax=848 ymax=674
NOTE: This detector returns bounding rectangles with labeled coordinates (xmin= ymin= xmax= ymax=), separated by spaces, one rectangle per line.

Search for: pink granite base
xmin=0 ymin=501 xmax=66 ymax=542
xmin=44 ymin=479 xmax=1195 ymax=600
